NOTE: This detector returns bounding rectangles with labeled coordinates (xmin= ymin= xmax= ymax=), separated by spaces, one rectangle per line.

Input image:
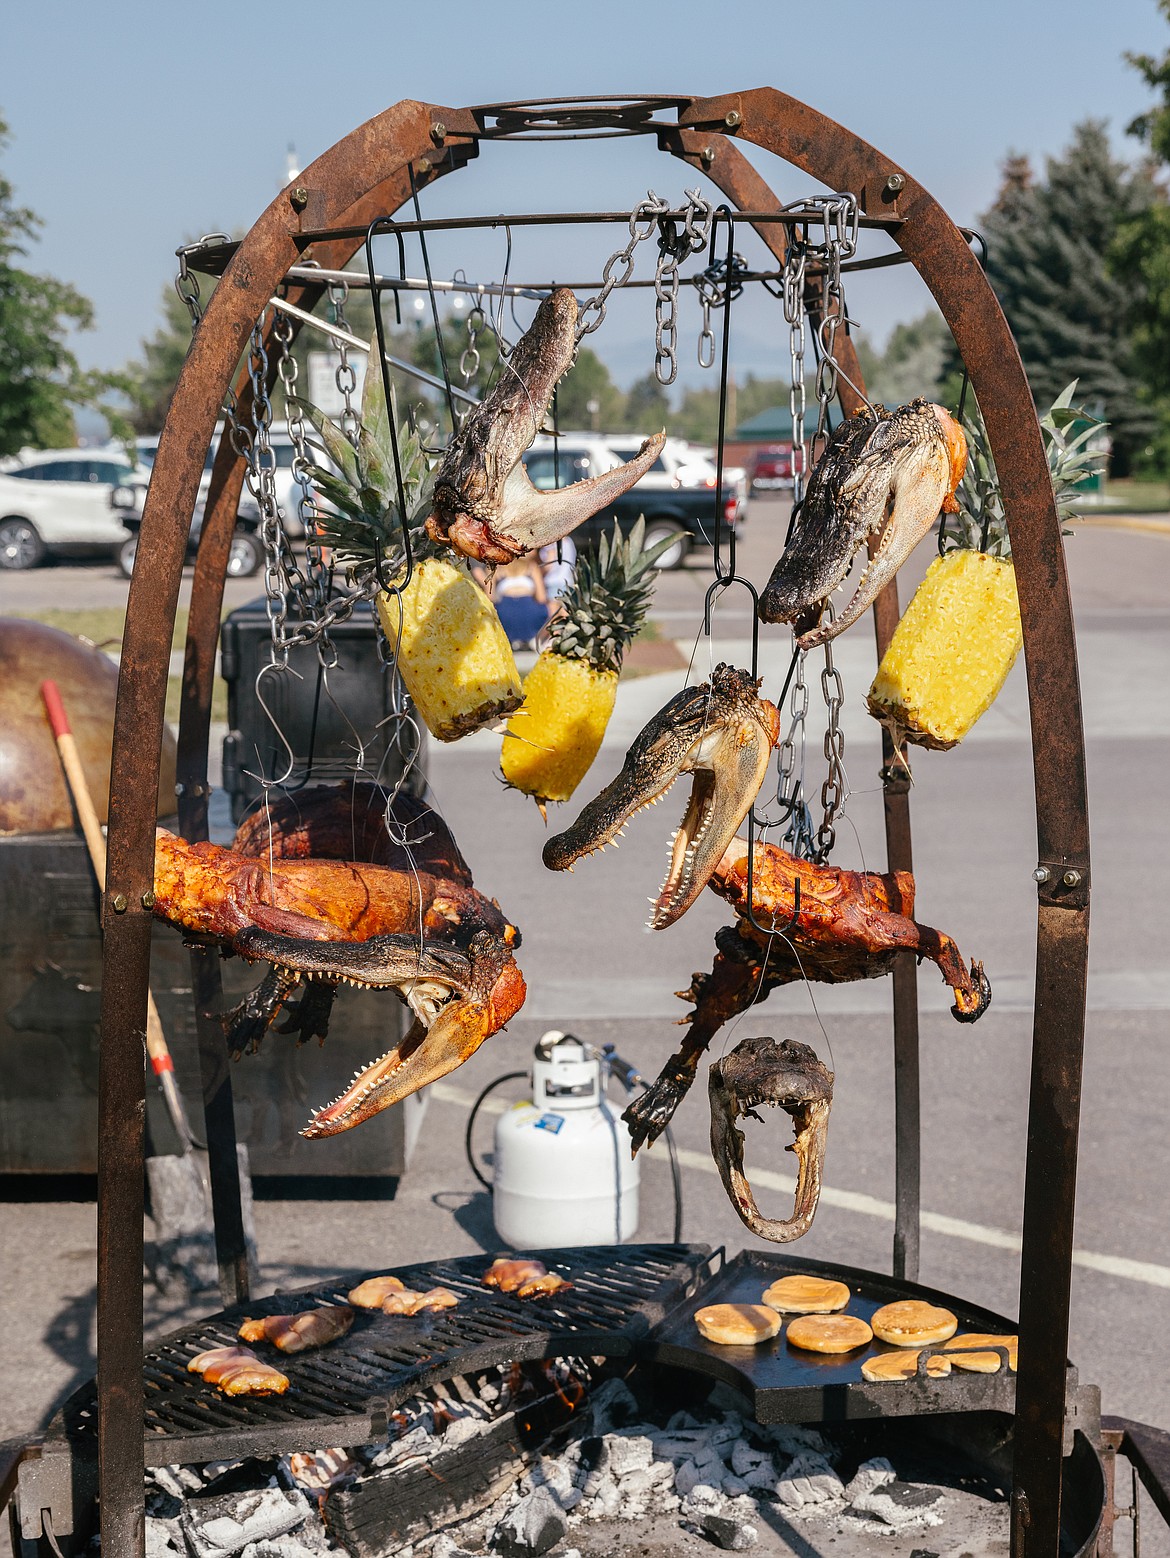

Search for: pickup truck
xmin=521 ymin=432 xmax=745 ymax=569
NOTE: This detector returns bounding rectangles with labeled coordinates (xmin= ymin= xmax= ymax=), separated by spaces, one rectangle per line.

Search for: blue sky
xmin=4 ymin=0 xmax=1166 ymax=400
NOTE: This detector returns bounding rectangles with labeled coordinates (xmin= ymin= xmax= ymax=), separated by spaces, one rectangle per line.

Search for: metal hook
xmin=743 ymin=809 xmax=803 ymax=939
xmin=703 ymin=572 xmax=760 ymax=681
xmin=707 ymin=204 xmax=738 ymax=585
xmin=248 ymin=661 xmax=301 ymax=792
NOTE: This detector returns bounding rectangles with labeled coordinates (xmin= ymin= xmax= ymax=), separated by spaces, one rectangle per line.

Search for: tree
xmin=859 ymin=313 xmax=950 ymax=408
xmin=622 ymin=371 xmax=671 ymax=432
xmin=972 ymin=122 xmax=1157 ymax=473
xmin=1109 ymin=4 xmax=1170 ymax=469
xmin=124 ymin=286 xmax=196 ymax=433
xmin=553 ymin=345 xmax=624 ymax=430
xmin=0 ymin=114 xmax=126 ymax=454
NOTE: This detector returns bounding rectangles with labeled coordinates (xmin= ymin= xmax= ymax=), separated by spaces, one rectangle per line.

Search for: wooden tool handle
xmin=40 ymin=680 xmax=175 ymax=1076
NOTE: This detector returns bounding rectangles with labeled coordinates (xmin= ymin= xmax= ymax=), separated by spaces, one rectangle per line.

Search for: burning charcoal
xmin=279 ymin=1448 xmax=360 ymax=1493
xmin=652 ymin=1428 xmax=712 ymax=1462
xmin=149 ymin=1465 xmax=198 ymax=1498
xmin=588 ymin=1473 xmax=623 ymax=1518
xmin=843 ymin=1456 xmax=896 ymax=1503
xmin=666 ymin=1409 xmax=702 ymax=1431
xmin=494 ymin=1485 xmax=570 ymax=1557
xmin=182 ymin=1487 xmax=311 ymax=1557
xmin=721 ymin=1473 xmax=751 ymax=1497
xmin=762 ymin=1422 xmax=829 ymax=1460
xmin=774 ymin=1452 xmax=845 ymax=1510
xmin=146 ymin=1487 xmax=183 ymax=1521
xmin=604 ymin=1431 xmax=654 ymax=1478
xmin=701 ymin=1510 xmax=760 ymax=1551
xmin=585 ymin=1376 xmax=639 ymax=1432
xmin=145 ymin=1517 xmax=184 ymax=1557
xmin=850 ymin=1480 xmax=945 ymax=1529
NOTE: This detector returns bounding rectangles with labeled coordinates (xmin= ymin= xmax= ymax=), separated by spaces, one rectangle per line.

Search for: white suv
xmin=0 ymin=450 xmax=143 ymax=570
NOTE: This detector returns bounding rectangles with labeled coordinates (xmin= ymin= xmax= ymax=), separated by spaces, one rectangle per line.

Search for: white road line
xmin=431 ymin=1081 xmax=1170 ymax=1291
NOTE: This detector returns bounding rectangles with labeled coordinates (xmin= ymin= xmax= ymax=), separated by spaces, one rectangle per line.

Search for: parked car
xmin=114 ymin=423 xmax=303 ymax=578
xmin=0 ymin=451 xmax=143 ymax=570
xmin=748 ymin=443 xmax=794 ymax=491
xmin=520 ymin=433 xmax=743 ymax=570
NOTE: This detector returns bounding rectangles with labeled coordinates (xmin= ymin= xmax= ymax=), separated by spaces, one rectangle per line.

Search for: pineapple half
xmin=867 ymin=382 xmax=1106 ymax=752
xmin=291 ymin=371 xmax=522 ymax=743
xmin=500 ymin=518 xmax=675 ymax=810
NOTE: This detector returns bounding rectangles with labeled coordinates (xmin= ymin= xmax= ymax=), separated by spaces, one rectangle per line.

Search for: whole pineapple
xmin=867 ymin=383 xmax=1106 ymax=751
xmin=500 ymin=518 xmax=675 ymax=810
xmin=291 ymin=371 xmax=522 ymax=743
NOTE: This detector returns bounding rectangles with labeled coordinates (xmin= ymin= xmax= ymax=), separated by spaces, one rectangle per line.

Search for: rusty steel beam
xmin=662 ymin=127 xmax=922 ymax=1282
xmin=100 ymin=98 xmax=478 ymax=1558
xmin=678 ymin=88 xmax=1090 ymax=1554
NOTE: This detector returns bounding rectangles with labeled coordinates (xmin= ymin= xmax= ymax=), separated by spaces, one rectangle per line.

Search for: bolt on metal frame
xmin=96 ymin=93 xmax=1089 ymax=1556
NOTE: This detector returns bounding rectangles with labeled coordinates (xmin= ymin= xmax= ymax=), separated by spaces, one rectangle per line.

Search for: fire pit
xmin=10 ymin=1245 xmax=1110 ymax=1555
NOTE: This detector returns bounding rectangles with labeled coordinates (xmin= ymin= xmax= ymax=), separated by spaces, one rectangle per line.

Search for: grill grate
xmin=57 ymin=1244 xmax=713 ymax=1466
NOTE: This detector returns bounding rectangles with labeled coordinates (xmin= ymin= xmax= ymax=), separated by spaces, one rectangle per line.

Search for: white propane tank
xmin=492 ymin=1031 xmax=639 ymax=1249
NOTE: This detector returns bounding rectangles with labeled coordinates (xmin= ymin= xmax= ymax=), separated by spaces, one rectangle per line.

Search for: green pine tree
xmin=971 ymin=121 xmax=1156 ymax=473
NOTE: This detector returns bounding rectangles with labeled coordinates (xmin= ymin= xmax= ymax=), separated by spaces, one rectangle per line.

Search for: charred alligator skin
xmin=543 ymin=664 xmax=780 ymax=930
xmin=710 ymin=1037 xmax=834 ymax=1243
xmin=425 ymin=287 xmax=666 ymax=564
xmin=152 ymin=782 xmax=525 ymax=1136
xmin=623 ymin=836 xmax=990 ymax=1153
xmin=759 ymin=398 xmax=966 ymax=649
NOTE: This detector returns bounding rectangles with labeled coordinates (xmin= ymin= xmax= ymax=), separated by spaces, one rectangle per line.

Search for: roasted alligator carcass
xmin=425 ymin=288 xmax=666 ymax=564
xmin=624 ymin=836 xmax=990 ymax=1152
xmin=152 ymin=783 xmax=525 ymax=1137
xmin=759 ymin=399 xmax=967 ymax=649
xmin=710 ymin=1037 xmax=834 ymax=1243
xmin=543 ymin=664 xmax=780 ymax=929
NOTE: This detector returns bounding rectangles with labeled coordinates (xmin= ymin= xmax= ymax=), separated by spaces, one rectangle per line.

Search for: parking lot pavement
xmin=2 ymin=501 xmax=1169 ymax=1544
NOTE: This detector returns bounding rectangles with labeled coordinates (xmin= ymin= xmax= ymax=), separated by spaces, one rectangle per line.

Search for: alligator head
xmin=425 ymin=287 xmax=666 ymax=563
xmin=543 ymin=663 xmax=779 ymax=929
xmin=226 ymin=927 xmax=526 ymax=1137
xmin=759 ymin=399 xmax=967 ymax=648
xmin=709 ymin=1036 xmax=834 ymax=1243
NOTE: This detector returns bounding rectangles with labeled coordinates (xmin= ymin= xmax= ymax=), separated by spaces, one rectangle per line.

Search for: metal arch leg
xmin=676 ymin=87 xmax=1091 ymax=1556
xmin=100 ymin=99 xmax=477 ymax=1558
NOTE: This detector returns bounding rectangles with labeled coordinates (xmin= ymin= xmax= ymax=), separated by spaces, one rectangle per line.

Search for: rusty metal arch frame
xmin=100 ymin=91 xmax=1089 ymax=1556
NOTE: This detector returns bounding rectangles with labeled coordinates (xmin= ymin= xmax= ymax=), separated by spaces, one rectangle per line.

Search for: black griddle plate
xmin=645 ymin=1250 xmax=1025 ymax=1424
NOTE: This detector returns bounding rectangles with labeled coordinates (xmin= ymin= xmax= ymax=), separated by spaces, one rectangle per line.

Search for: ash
xmin=119 ymin=1368 xmax=1008 ymax=1558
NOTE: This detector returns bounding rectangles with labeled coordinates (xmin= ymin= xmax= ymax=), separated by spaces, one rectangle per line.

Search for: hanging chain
xmin=173 ymin=235 xmax=229 ymax=335
xmin=811 ymin=196 xmax=860 ymax=445
xmin=274 ymin=307 xmax=334 ymax=636
xmin=329 ymin=281 xmax=360 ymax=444
xmin=652 ymin=191 xmax=713 ymax=385
xmin=576 ymin=194 xmax=667 ymax=341
xmin=783 ymin=244 xmax=808 ymax=506
xmin=815 ymin=626 xmax=848 ymax=862
xmin=223 ymin=315 xmax=371 ymax=659
xmin=459 ymin=303 xmax=484 ymax=387
xmin=694 ymin=247 xmax=749 ymax=372
xmin=774 ymin=651 xmax=816 ymax=859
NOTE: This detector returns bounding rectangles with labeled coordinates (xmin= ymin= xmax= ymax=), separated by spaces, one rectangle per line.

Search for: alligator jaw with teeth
xmin=709 ymin=1037 xmax=834 ymax=1242
xmin=759 ymin=398 xmax=968 ymax=649
xmin=150 ymin=785 xmax=525 ymax=1136
xmin=541 ymin=664 xmax=780 ymax=930
xmin=425 ymin=287 xmax=666 ymax=564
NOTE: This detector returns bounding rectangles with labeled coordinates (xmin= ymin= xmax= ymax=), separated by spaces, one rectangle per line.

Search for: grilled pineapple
xmin=291 ymin=372 xmax=521 ymax=742
xmin=867 ymin=383 xmax=1106 ymax=751
xmin=501 ymin=518 xmax=673 ymax=808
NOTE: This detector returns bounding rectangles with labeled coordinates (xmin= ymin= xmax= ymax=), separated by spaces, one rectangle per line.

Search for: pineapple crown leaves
xmin=287 ymin=370 xmax=444 ymax=571
xmin=547 ymin=516 xmax=675 ymax=673
xmin=946 ymin=381 xmax=1109 ymax=559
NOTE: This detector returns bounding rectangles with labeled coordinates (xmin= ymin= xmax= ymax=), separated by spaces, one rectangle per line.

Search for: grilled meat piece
xmin=237 ymin=1305 xmax=355 ymax=1353
xmin=188 ymin=1345 xmax=289 ymax=1396
xmin=482 ymin=1258 xmax=571 ymax=1299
